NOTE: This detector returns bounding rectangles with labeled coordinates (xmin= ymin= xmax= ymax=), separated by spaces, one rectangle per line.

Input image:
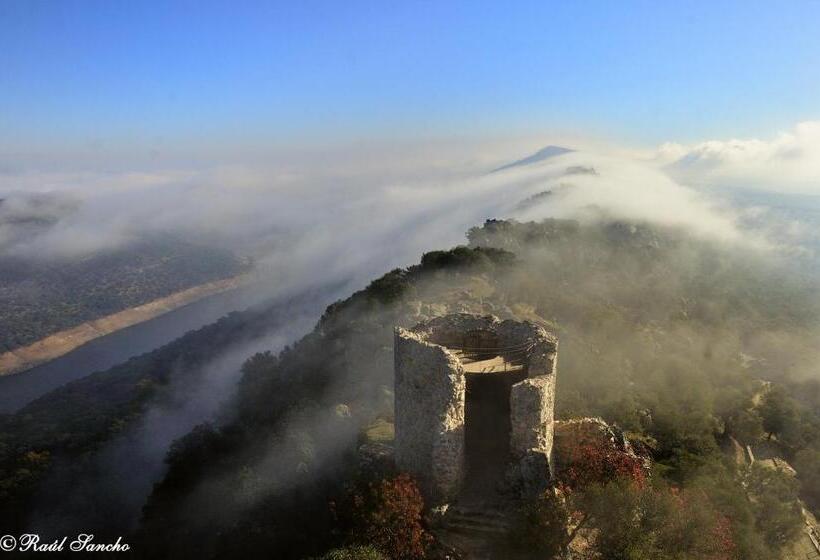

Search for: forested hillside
xmin=3 ymin=217 xmax=820 ymax=559
xmin=135 ymin=218 xmax=820 ymax=559
xmin=0 ymin=285 xmax=339 ymax=535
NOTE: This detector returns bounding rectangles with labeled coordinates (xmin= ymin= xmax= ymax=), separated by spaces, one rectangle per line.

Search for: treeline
xmin=0 ymin=286 xmax=334 ymax=535
xmin=474 ymin=219 xmax=820 ymax=531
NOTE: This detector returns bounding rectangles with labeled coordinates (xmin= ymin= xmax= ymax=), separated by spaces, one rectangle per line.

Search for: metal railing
xmin=447 ymin=339 xmax=537 ymax=371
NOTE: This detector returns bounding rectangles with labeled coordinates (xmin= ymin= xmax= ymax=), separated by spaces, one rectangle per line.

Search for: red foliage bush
xmin=709 ymin=515 xmax=737 ymax=560
xmin=658 ymin=487 xmax=737 ymax=560
xmin=548 ymin=438 xmax=737 ymax=558
xmin=334 ymin=473 xmax=432 ymax=560
xmin=561 ymin=442 xmax=647 ymax=490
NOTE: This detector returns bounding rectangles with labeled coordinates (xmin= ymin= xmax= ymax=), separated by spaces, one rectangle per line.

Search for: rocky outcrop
xmin=553 ymin=417 xmax=650 ymax=474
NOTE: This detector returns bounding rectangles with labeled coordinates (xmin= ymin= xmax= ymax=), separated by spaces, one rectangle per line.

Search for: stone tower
xmin=394 ymin=313 xmax=557 ymax=502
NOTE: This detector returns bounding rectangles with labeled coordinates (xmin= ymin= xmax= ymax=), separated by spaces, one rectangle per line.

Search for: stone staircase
xmin=433 ymin=502 xmax=521 ymax=560
xmin=442 ymin=503 xmax=514 ymax=536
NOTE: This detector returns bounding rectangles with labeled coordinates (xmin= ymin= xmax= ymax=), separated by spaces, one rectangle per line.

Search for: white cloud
xmin=504 ymin=150 xmax=742 ymax=241
xmin=0 ymin=136 xmax=748 ymax=282
xmin=657 ymin=120 xmax=820 ymax=193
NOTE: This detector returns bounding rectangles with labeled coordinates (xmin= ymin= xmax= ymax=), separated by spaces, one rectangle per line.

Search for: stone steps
xmin=445 ymin=519 xmax=510 ymax=536
xmin=440 ymin=504 xmax=514 ymax=537
xmin=433 ymin=503 xmax=520 ymax=560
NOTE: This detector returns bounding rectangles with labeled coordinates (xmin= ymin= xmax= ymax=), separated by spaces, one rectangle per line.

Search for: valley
xmin=0 ymin=274 xmax=246 ymax=377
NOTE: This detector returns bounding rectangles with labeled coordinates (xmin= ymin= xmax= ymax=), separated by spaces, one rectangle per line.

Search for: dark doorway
xmin=462 ymin=372 xmax=525 ymax=500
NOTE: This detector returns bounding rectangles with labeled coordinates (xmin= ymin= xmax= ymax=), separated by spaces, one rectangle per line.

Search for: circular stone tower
xmin=393 ymin=313 xmax=558 ymax=503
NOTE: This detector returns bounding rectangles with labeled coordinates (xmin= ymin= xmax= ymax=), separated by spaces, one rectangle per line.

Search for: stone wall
xmin=394 ymin=328 xmax=465 ymax=500
xmin=510 ymin=375 xmax=556 ymax=459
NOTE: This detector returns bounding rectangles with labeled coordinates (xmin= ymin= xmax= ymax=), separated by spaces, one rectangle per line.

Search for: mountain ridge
xmin=491 ymin=145 xmax=575 ymax=173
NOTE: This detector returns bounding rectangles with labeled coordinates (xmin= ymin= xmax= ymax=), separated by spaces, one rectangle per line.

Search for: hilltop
xmin=491 ymin=146 xmax=575 ymax=173
xmin=136 ymin=218 xmax=820 ymax=558
xmin=2 ymin=218 xmax=819 ymax=559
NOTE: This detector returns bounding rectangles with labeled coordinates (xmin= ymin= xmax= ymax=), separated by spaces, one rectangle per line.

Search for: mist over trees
xmin=126 ymin=218 xmax=820 ymax=558
xmin=0 ymin=285 xmax=343 ymax=537
xmin=1 ymin=215 xmax=818 ymax=558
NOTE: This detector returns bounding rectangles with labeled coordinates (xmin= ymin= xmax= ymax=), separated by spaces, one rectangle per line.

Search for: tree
xmin=726 ymin=409 xmax=764 ymax=445
xmin=794 ymin=448 xmax=820 ymax=513
xmin=335 ymin=473 xmax=432 ymax=560
xmin=745 ymin=464 xmax=803 ymax=548
xmin=578 ymin=480 xmax=736 ymax=560
xmin=760 ymin=389 xmax=798 ymax=440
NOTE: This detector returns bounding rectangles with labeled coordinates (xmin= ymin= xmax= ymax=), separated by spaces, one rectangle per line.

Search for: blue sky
xmin=2 ymin=0 xmax=820 ymax=154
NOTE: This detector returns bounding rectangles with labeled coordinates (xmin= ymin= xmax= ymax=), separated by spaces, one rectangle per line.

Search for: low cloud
xmin=658 ymin=120 xmax=820 ymax=194
xmin=0 ymin=136 xmax=748 ymax=279
xmin=502 ymin=150 xmax=742 ymax=242
xmin=8 ymin=127 xmax=820 ymax=540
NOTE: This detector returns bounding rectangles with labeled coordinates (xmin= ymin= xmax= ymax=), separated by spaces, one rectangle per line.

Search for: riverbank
xmin=0 ymin=275 xmax=247 ymax=377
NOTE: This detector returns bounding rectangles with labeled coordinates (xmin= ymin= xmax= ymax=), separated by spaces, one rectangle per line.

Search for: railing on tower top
xmin=444 ymin=339 xmax=537 ymax=370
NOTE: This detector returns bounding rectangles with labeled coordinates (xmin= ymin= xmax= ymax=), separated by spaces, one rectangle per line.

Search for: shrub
xmin=579 ymin=480 xmax=737 ymax=560
xmin=318 ymin=545 xmax=387 ymax=560
xmin=794 ymin=448 xmax=820 ymax=513
xmin=561 ymin=442 xmax=647 ymax=490
xmin=512 ymin=487 xmax=572 ymax=557
xmin=335 ymin=473 xmax=432 ymax=560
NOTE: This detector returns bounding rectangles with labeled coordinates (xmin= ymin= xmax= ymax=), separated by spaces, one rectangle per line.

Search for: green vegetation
xmin=0 ymin=299 xmax=306 ymax=533
xmin=794 ymin=449 xmax=820 ymax=512
xmin=572 ymin=480 xmax=736 ymax=560
xmin=314 ymin=546 xmax=387 ymax=560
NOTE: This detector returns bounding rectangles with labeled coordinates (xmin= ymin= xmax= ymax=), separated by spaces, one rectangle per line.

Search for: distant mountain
xmin=492 ymin=145 xmax=575 ymax=173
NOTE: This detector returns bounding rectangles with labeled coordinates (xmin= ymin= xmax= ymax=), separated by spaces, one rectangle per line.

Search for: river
xmin=0 ymin=285 xmax=270 ymax=414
